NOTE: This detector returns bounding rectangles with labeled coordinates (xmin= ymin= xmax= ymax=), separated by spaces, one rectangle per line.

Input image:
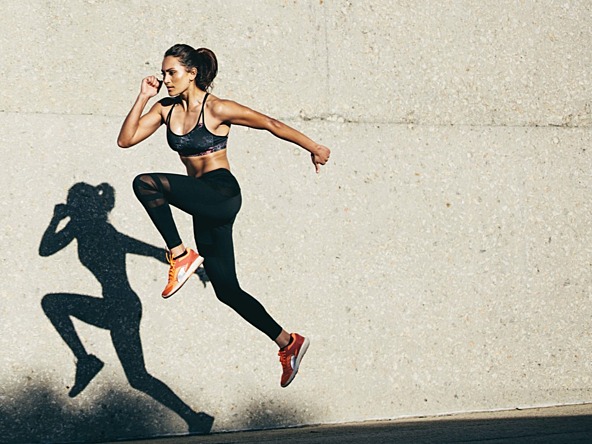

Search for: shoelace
xmin=166 ymin=252 xmax=177 ymax=282
xmin=278 ymin=349 xmax=290 ymax=369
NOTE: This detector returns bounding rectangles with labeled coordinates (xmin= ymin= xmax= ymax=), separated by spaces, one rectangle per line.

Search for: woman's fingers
xmin=311 ymin=150 xmax=330 ymax=173
xmin=140 ymin=76 xmax=161 ymax=96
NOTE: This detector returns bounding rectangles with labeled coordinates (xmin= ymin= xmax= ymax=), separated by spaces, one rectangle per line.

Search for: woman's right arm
xmin=117 ymin=76 xmax=164 ymax=148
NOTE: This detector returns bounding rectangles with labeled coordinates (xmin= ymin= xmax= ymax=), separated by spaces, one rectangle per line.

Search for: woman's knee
xmin=132 ymin=174 xmax=156 ymax=195
xmin=211 ymin=280 xmax=243 ymax=307
xmin=132 ymin=174 xmax=170 ymax=209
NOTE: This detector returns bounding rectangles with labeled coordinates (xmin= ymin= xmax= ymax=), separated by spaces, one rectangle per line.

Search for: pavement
xmin=113 ymin=403 xmax=592 ymax=444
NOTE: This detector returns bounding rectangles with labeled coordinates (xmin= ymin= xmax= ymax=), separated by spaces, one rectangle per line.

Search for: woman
xmin=117 ymin=44 xmax=330 ymax=388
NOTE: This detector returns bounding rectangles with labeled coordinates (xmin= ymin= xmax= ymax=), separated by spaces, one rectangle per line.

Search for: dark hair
xmin=164 ymin=44 xmax=218 ymax=91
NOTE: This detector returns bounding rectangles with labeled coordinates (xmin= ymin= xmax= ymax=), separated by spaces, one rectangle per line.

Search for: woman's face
xmin=161 ymin=56 xmax=195 ymax=96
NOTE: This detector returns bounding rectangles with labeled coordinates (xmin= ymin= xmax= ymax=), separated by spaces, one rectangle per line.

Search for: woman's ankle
xmin=170 ymin=244 xmax=186 ymax=259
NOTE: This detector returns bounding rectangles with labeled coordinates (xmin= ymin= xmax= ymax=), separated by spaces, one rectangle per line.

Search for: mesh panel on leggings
xmin=134 ymin=174 xmax=170 ymax=209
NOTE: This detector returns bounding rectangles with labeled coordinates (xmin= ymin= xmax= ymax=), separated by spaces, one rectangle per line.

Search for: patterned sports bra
xmin=165 ymin=93 xmax=228 ymax=157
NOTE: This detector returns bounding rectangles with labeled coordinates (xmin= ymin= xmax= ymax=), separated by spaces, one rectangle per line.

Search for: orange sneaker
xmin=162 ymin=248 xmax=204 ymax=298
xmin=278 ymin=333 xmax=310 ymax=387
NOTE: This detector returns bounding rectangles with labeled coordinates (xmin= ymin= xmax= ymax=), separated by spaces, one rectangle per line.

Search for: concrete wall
xmin=1 ymin=1 xmax=591 ymax=442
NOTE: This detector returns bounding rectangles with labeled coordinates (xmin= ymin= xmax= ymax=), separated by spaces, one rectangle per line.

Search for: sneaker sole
xmin=282 ymin=337 xmax=310 ymax=388
xmin=162 ymin=255 xmax=205 ymax=299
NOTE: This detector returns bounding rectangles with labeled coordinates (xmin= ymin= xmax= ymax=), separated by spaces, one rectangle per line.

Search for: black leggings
xmin=132 ymin=169 xmax=282 ymax=341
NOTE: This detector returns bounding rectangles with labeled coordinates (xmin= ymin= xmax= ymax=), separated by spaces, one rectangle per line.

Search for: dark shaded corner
xmin=0 ymin=380 xmax=181 ymax=443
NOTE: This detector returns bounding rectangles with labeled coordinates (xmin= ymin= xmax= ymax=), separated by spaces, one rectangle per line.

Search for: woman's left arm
xmin=213 ymin=100 xmax=330 ymax=173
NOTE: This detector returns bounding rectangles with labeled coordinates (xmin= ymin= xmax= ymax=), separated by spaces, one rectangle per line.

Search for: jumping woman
xmin=117 ymin=44 xmax=330 ymax=387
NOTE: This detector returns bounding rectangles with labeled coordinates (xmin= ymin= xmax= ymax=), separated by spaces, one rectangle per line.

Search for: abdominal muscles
xmin=180 ymin=149 xmax=231 ymax=178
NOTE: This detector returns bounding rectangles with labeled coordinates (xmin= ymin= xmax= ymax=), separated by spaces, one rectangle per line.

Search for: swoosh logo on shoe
xmin=177 ymin=266 xmax=189 ymax=282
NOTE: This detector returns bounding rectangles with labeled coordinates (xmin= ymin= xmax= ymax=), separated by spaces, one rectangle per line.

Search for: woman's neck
xmin=178 ymin=86 xmax=207 ymax=111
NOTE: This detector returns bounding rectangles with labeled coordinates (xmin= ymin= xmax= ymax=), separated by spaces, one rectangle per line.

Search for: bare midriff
xmin=180 ymin=149 xmax=231 ymax=178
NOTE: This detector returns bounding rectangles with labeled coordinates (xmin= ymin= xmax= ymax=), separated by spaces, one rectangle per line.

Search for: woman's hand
xmin=311 ymin=144 xmax=331 ymax=173
xmin=140 ymin=76 xmax=162 ymax=98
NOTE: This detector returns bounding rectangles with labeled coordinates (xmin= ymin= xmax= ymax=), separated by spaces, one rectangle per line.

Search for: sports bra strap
xmin=198 ymin=93 xmax=210 ymax=125
xmin=165 ymin=103 xmax=175 ymax=126
xmin=165 ymin=93 xmax=210 ymax=127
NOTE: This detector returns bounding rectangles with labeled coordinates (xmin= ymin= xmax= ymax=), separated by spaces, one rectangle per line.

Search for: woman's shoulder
xmin=158 ymin=96 xmax=181 ymax=108
xmin=207 ymin=93 xmax=230 ymax=105
xmin=155 ymin=96 xmax=181 ymax=121
xmin=207 ymin=95 xmax=242 ymax=118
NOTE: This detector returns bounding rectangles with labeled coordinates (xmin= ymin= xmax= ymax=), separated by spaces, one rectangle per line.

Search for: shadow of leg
xmin=41 ymin=293 xmax=107 ymax=396
xmin=110 ymin=310 xmax=214 ymax=434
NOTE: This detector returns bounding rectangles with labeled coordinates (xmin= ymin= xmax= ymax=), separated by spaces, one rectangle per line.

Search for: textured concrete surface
xmin=1 ymin=1 xmax=591 ymax=443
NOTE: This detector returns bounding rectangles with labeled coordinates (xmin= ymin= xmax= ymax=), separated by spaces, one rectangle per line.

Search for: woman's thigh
xmin=152 ymin=172 xmax=241 ymax=221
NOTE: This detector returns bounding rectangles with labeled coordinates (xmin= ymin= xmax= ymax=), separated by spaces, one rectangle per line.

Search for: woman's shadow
xmin=39 ymin=182 xmax=212 ymax=434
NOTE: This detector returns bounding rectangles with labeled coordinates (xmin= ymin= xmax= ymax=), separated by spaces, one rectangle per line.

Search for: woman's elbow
xmin=117 ymin=137 xmax=132 ymax=148
xmin=265 ymin=117 xmax=284 ymax=132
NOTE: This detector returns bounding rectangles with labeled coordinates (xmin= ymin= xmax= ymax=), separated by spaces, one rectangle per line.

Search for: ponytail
xmin=192 ymin=48 xmax=218 ymax=91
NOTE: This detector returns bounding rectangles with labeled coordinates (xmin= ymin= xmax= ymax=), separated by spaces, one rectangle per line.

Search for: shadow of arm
xmin=120 ymin=234 xmax=168 ymax=264
xmin=39 ymin=205 xmax=75 ymax=256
